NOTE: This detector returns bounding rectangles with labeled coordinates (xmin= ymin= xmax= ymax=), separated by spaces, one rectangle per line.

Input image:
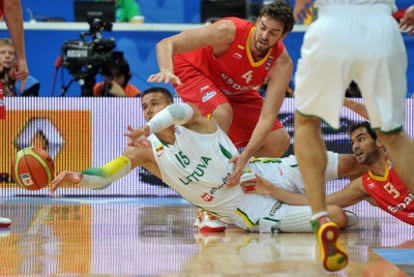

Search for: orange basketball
xmin=11 ymin=147 xmax=55 ymax=190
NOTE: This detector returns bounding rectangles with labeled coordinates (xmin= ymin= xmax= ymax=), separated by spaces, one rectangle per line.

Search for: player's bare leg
xmin=294 ymin=112 xmax=348 ymax=271
xmin=255 ymin=127 xmax=290 ymax=158
xmin=210 ymin=103 xmax=233 ymax=133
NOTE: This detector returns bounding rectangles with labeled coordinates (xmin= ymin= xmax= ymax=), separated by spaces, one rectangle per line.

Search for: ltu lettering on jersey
xmin=221 ymin=73 xmax=252 ymax=93
xmin=387 ymin=192 xmax=414 ymax=214
xmin=178 ymin=156 xmax=212 ymax=185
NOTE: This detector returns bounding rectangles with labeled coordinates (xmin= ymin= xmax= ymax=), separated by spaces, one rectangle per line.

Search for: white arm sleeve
xmin=146 ymin=103 xmax=194 ymax=134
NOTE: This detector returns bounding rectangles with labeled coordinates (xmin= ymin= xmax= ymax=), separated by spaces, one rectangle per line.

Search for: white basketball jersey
xmin=148 ymin=126 xmax=245 ymax=218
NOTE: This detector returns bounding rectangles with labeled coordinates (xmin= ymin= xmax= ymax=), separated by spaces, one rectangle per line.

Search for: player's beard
xmin=356 ymin=147 xmax=381 ymax=166
xmin=254 ymin=38 xmax=276 ymax=54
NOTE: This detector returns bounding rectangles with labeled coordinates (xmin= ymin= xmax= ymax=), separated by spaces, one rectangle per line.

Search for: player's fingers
xmin=227 ymin=172 xmax=241 ymax=187
xmin=175 ymin=77 xmax=183 ymax=86
xmin=50 ymin=176 xmax=63 ymax=192
xmin=148 ymin=74 xmax=164 ymax=83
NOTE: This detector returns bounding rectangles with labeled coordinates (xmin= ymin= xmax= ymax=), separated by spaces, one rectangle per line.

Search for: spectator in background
xmin=0 ymin=38 xmax=39 ymax=96
xmin=98 ymin=0 xmax=144 ymax=23
xmin=93 ymin=56 xmax=140 ymax=97
xmin=116 ymin=0 xmax=143 ymax=23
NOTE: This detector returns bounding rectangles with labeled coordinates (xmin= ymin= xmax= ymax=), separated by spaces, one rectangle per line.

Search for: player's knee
xmin=261 ymin=128 xmax=290 ymax=157
xmin=211 ymin=104 xmax=233 ymax=131
xmin=294 ymin=112 xmax=320 ymax=128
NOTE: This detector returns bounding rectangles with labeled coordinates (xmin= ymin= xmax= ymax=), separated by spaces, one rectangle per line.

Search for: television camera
xmin=60 ymin=18 xmax=123 ymax=96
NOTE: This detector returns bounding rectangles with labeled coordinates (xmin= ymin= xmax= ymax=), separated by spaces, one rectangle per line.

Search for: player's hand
xmin=50 ymin=171 xmax=83 ymax=193
xmin=240 ymin=174 xmax=273 ymax=196
xmin=147 ymin=71 xmax=183 ymax=86
xmin=10 ymin=57 xmax=29 ymax=93
xmin=293 ymin=0 xmax=314 ymax=23
xmin=124 ymin=125 xmax=151 ymax=147
xmin=226 ymin=155 xmax=245 ymax=187
xmin=400 ymin=5 xmax=414 ymax=35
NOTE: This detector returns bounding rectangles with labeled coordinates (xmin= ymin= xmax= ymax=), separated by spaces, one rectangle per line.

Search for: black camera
xmin=60 ymin=18 xmax=123 ymax=96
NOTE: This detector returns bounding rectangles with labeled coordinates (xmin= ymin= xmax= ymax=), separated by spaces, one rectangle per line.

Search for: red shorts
xmin=174 ymin=62 xmax=283 ymax=147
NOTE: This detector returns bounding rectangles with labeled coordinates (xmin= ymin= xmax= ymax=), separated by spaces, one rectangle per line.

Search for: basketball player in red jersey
xmin=246 ymin=118 xmax=414 ymax=226
xmin=148 ymin=0 xmax=294 ymax=192
xmin=0 ymin=0 xmax=29 ymax=228
xmin=147 ymin=1 xmax=294 ymax=231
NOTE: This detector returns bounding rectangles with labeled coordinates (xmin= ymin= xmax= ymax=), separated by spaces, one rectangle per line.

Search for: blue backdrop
xmin=5 ymin=0 xmax=414 ymax=97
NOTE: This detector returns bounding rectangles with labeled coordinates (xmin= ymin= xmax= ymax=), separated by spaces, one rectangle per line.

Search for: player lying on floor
xmin=50 ymin=87 xmax=365 ymax=233
xmin=241 ymin=100 xmax=414 ymax=226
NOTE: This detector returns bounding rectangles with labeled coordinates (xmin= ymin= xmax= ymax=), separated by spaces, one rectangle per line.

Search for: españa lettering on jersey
xmin=362 ymin=161 xmax=414 ymax=225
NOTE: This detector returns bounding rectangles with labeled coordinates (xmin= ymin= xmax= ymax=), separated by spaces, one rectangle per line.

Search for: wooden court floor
xmin=0 ymin=196 xmax=413 ymax=277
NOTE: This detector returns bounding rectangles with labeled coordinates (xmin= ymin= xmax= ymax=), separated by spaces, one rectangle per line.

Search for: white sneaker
xmin=194 ymin=209 xmax=226 ymax=232
xmin=344 ymin=210 xmax=359 ymax=227
xmin=0 ymin=216 xmax=11 ymax=228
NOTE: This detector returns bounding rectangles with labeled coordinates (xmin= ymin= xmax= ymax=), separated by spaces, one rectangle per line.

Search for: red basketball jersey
xmin=174 ymin=17 xmax=285 ymax=96
xmin=362 ymin=161 xmax=414 ymax=225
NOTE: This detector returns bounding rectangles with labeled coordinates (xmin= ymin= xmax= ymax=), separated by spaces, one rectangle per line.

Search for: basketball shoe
xmin=311 ymin=216 xmax=348 ymax=272
xmin=0 ymin=216 xmax=11 ymax=228
xmin=344 ymin=210 xmax=359 ymax=227
xmin=194 ymin=209 xmax=226 ymax=232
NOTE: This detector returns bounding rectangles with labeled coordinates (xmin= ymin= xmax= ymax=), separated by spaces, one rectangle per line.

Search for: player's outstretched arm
xmin=50 ymin=156 xmax=132 ymax=193
xmin=148 ymin=19 xmax=235 ymax=85
xmin=241 ymin=174 xmax=309 ymax=205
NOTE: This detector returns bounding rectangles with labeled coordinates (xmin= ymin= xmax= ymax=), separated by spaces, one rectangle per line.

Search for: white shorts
xmin=233 ymin=151 xmax=339 ymax=232
xmin=295 ymin=4 xmax=407 ymax=131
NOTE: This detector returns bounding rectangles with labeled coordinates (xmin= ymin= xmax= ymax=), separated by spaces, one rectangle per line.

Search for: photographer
xmin=93 ymin=56 xmax=140 ymax=97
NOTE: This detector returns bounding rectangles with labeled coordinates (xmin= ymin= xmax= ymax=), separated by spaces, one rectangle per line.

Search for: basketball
xmin=11 ymin=147 xmax=55 ymax=190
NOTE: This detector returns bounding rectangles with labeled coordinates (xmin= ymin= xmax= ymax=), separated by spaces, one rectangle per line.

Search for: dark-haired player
xmin=50 ymin=87 xmax=362 ymax=234
xmin=147 ymin=0 xmax=296 ymax=231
